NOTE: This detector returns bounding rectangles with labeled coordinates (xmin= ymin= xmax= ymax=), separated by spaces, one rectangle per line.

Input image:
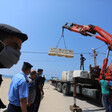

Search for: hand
xmin=41 ymin=91 xmax=44 ymax=96
xmin=27 ymin=102 xmax=31 ymax=107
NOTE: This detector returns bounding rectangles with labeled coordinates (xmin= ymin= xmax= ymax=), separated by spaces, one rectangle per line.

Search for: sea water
xmin=2 ymin=74 xmax=13 ymax=79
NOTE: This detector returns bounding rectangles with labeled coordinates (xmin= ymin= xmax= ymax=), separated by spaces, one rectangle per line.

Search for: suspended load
xmin=48 ymin=47 xmax=74 ymax=58
xmin=48 ymin=27 xmax=74 ymax=58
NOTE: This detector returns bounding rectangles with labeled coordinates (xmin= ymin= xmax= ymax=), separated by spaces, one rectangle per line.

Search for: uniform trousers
xmin=7 ymin=103 xmax=22 ymax=112
xmin=33 ymin=91 xmax=41 ymax=112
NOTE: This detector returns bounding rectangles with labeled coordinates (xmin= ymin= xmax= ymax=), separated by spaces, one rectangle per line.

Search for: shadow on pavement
xmin=64 ymin=93 xmax=103 ymax=107
xmin=75 ymin=95 xmax=103 ymax=107
xmin=82 ymin=108 xmax=105 ymax=112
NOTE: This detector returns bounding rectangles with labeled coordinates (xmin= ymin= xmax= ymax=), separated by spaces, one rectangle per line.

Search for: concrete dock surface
xmin=39 ymin=82 xmax=105 ymax=112
xmin=0 ymin=78 xmax=105 ymax=112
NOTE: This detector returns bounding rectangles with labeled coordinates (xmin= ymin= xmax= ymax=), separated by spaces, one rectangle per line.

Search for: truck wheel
xmin=62 ymin=83 xmax=69 ymax=95
xmin=57 ymin=82 xmax=62 ymax=92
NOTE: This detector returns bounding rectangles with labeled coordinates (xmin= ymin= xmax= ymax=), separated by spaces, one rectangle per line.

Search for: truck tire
xmin=62 ymin=83 xmax=69 ymax=95
xmin=57 ymin=82 xmax=62 ymax=92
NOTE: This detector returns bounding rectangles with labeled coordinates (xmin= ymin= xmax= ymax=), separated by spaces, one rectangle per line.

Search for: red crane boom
xmin=62 ymin=22 xmax=112 ymax=80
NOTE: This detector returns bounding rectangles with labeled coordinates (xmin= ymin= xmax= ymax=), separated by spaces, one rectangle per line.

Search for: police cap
xmin=0 ymin=24 xmax=28 ymax=42
xmin=38 ymin=68 xmax=43 ymax=72
xmin=23 ymin=62 xmax=33 ymax=68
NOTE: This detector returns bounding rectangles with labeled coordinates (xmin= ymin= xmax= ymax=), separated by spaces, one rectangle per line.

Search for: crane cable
xmin=94 ymin=44 xmax=106 ymax=50
xmin=56 ymin=28 xmax=67 ymax=49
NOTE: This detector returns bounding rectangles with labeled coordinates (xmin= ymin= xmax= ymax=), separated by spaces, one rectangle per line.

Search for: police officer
xmin=0 ymin=24 xmax=28 ymax=68
xmin=7 ymin=62 xmax=33 ymax=112
xmin=33 ymin=69 xmax=44 ymax=112
xmin=0 ymin=24 xmax=28 ymax=109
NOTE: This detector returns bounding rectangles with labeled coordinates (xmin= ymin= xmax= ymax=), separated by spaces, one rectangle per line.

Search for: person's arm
xmin=109 ymin=81 xmax=112 ymax=89
xmin=37 ymin=76 xmax=44 ymax=95
xmin=28 ymin=91 xmax=31 ymax=107
xmin=39 ymin=85 xmax=44 ymax=95
xmin=84 ymin=57 xmax=86 ymax=61
xmin=19 ymin=80 xmax=28 ymax=112
xmin=20 ymin=98 xmax=27 ymax=112
xmin=41 ymin=89 xmax=44 ymax=96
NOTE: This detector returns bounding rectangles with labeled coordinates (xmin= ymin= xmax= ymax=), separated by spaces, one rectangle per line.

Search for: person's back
xmin=99 ymin=80 xmax=109 ymax=94
xmin=99 ymin=75 xmax=111 ymax=112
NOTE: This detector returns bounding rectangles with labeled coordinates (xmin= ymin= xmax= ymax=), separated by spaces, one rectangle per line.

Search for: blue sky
xmin=0 ymin=0 xmax=112 ymax=79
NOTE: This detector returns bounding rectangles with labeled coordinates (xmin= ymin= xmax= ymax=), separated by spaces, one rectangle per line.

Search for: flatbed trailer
xmin=50 ymin=77 xmax=104 ymax=105
xmin=73 ymin=77 xmax=101 ymax=101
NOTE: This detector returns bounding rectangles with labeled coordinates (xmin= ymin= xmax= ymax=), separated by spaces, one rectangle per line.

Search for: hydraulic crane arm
xmin=62 ymin=22 xmax=112 ymax=78
xmin=62 ymin=23 xmax=112 ymax=48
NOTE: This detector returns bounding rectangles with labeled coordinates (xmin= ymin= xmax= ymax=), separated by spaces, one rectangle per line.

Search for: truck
xmin=51 ymin=68 xmax=102 ymax=102
xmin=50 ymin=22 xmax=112 ymax=107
